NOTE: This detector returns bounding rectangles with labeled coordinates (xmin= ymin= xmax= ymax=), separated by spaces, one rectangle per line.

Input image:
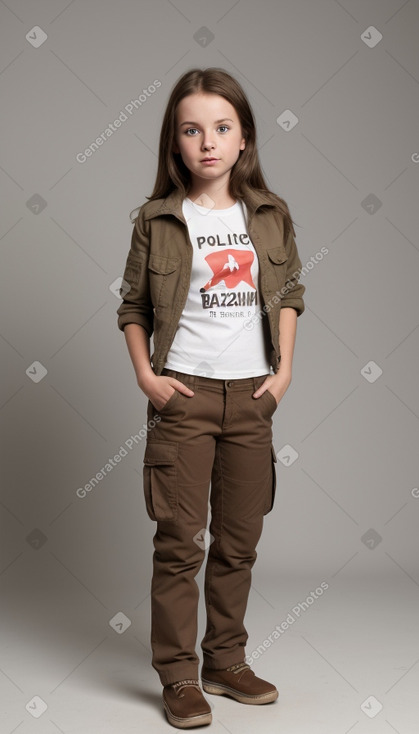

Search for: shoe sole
xmin=163 ymin=698 xmax=212 ymax=728
xmin=201 ymin=679 xmax=278 ymax=705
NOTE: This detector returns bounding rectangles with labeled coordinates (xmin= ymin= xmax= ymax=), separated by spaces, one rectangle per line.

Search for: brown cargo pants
xmin=143 ymin=368 xmax=278 ymax=686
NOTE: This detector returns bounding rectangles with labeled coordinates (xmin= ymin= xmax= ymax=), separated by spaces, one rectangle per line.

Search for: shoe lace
xmin=171 ymin=678 xmax=201 ymax=695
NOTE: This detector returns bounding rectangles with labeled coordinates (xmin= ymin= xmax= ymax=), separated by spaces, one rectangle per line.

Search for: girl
xmin=117 ymin=67 xmax=305 ymax=729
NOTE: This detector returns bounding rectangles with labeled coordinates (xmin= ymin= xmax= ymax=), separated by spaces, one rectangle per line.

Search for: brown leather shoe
xmin=201 ymin=662 xmax=278 ymax=705
xmin=163 ymin=679 xmax=212 ymax=728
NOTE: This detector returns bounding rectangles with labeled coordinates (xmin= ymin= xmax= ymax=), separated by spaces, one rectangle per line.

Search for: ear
xmin=240 ymin=137 xmax=246 ymax=151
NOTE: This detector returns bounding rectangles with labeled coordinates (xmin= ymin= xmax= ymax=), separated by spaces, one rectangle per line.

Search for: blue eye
xmin=184 ymin=125 xmax=230 ymax=135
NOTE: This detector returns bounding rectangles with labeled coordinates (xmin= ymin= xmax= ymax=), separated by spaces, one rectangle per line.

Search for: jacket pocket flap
xmin=148 ymin=254 xmax=180 ymax=274
xmin=267 ymin=247 xmax=288 ymax=265
xmin=143 ymin=440 xmax=178 ymax=465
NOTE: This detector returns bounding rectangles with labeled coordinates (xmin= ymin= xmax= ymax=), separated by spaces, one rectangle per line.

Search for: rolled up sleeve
xmin=116 ymin=210 xmax=154 ymax=335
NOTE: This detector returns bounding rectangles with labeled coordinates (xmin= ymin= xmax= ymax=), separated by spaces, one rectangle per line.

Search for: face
xmin=173 ymin=92 xmax=246 ymax=190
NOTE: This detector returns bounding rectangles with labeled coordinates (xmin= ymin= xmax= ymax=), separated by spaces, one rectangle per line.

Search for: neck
xmin=187 ymin=179 xmax=236 ymax=210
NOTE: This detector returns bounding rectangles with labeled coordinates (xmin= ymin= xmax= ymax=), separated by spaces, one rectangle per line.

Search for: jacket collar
xmin=143 ymin=187 xmax=276 ymax=222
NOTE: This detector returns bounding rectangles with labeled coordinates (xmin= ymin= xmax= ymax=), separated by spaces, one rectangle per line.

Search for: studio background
xmin=1 ymin=1 xmax=418 ymax=732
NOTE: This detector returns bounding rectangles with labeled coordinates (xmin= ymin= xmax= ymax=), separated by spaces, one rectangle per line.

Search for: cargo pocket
xmin=143 ymin=440 xmax=178 ymax=521
xmin=264 ymin=444 xmax=277 ymax=515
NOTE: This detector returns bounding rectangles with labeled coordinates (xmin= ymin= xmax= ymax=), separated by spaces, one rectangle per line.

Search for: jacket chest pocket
xmin=148 ymin=254 xmax=181 ymax=307
xmin=266 ymin=246 xmax=288 ymax=294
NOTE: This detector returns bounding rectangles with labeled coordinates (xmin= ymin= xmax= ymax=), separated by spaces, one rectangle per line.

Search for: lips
xmin=201 ymin=157 xmax=218 ymax=162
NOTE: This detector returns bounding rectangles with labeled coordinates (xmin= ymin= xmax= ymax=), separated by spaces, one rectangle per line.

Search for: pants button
xmin=227 ymin=381 xmax=234 ymax=388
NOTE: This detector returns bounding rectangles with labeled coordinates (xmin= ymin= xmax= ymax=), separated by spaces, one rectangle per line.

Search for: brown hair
xmin=135 ymin=67 xmax=296 ymax=234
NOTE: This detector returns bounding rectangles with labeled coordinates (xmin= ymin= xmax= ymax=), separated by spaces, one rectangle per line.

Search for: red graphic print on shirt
xmin=200 ymin=249 xmax=255 ymax=292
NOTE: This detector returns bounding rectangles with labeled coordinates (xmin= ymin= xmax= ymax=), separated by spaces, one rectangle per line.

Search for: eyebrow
xmin=178 ymin=118 xmax=234 ymax=127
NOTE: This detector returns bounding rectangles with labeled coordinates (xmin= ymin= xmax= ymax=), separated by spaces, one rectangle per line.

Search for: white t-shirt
xmin=164 ymin=197 xmax=271 ymax=378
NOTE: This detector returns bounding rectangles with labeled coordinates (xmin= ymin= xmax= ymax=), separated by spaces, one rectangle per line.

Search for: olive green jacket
xmin=116 ymin=187 xmax=305 ymax=375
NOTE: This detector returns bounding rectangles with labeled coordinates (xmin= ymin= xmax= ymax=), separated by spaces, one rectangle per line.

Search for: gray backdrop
xmin=1 ymin=0 xmax=419 ymax=732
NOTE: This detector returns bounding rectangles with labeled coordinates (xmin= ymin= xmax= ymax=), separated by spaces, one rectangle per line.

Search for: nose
xmin=202 ymin=132 xmax=215 ymax=151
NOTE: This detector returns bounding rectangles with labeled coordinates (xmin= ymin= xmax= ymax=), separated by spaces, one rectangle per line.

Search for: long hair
xmin=132 ymin=67 xmax=296 ymax=234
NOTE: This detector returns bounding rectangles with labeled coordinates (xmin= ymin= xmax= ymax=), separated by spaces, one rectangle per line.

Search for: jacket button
xmin=227 ymin=381 xmax=234 ymax=388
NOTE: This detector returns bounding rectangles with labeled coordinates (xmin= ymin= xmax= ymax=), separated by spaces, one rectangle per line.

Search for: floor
xmin=1 ymin=574 xmax=418 ymax=733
